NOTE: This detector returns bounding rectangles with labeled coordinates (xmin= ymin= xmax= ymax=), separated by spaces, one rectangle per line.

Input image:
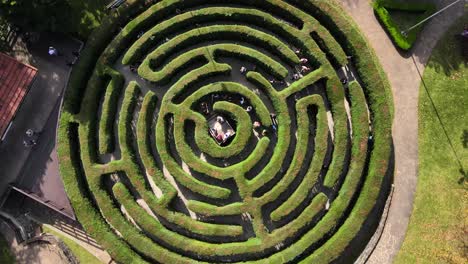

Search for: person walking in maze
xmin=240 ymin=66 xmax=247 ymax=74
xmin=270 ymin=113 xmax=278 ymax=126
xmin=48 ymin=46 xmax=59 ymax=56
xmin=269 ymin=113 xmax=278 ymax=134
xmin=301 ymin=65 xmax=311 ymax=73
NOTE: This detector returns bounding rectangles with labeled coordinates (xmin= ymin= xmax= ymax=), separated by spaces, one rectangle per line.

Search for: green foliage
xmin=63 ymin=0 xmax=150 ymax=115
xmin=0 ymin=16 xmax=11 ymax=52
xmin=396 ymin=16 xmax=468 ymax=264
xmin=0 ymin=234 xmax=14 ymax=264
xmin=58 ymin=0 xmax=394 ymax=263
xmin=98 ymin=67 xmax=124 ymax=154
xmin=0 ymin=0 xmax=108 ymax=39
xmin=270 ymin=95 xmax=328 ymax=222
xmin=372 ymin=0 xmax=436 ymax=51
xmin=43 ymin=226 xmax=101 ymax=264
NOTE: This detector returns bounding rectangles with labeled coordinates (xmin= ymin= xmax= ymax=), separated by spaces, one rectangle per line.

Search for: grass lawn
xmin=395 ymin=17 xmax=468 ymax=264
xmin=387 ymin=10 xmax=425 ymax=32
xmin=43 ymin=226 xmax=102 ymax=264
xmin=0 ymin=234 xmax=14 ymax=264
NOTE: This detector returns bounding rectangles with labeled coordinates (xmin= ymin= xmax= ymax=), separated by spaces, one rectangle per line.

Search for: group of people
xmin=23 ymin=129 xmax=39 ymax=147
xmin=253 ymin=121 xmax=267 ymax=137
xmin=293 ymin=56 xmax=311 ymax=80
xmin=269 ymin=79 xmax=286 ymax=85
xmin=210 ymin=115 xmax=234 ymax=144
xmin=252 ymin=113 xmax=278 ymax=137
xmin=200 ymin=94 xmax=253 ymax=116
xmin=267 ymin=52 xmax=312 ymax=84
xmin=210 ymin=127 xmax=232 ymax=143
xmin=239 ymin=96 xmax=254 ymax=113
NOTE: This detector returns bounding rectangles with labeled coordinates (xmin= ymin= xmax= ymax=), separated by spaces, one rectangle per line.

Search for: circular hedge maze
xmin=58 ymin=0 xmax=394 ymax=263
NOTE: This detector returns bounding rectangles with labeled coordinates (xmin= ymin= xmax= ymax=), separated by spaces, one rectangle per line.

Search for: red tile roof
xmin=0 ymin=53 xmax=37 ymax=139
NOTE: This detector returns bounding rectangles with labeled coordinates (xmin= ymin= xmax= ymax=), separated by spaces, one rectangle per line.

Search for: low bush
xmin=137 ymin=26 xmax=296 ymax=82
xmin=98 ymin=67 xmax=124 ymax=154
xmin=63 ymin=0 xmax=150 ymax=114
xmin=57 ymin=121 xmax=146 ymax=263
xmin=271 ymin=95 xmax=328 ymax=222
xmin=310 ymin=31 xmax=348 ymax=68
xmin=193 ymin=101 xmax=252 ymax=159
xmin=167 ymin=82 xmax=272 ymax=181
xmin=122 ymin=7 xmax=304 ymax=66
xmin=372 ymin=0 xmax=436 ymax=51
xmin=137 ymin=43 xmax=289 ymax=84
xmin=321 ymin=75 xmax=349 ymax=189
xmin=136 ymin=92 xmax=177 ymax=206
xmin=58 ymin=0 xmax=394 ymax=262
xmin=283 ymin=1 xmax=393 ymax=262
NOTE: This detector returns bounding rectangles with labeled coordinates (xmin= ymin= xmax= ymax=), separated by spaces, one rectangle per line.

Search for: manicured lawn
xmin=0 ymin=234 xmax=14 ymax=264
xmin=43 ymin=226 xmax=102 ymax=264
xmin=395 ymin=17 xmax=468 ymax=264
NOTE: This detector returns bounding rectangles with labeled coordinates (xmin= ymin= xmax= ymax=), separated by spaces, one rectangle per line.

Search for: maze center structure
xmin=58 ymin=0 xmax=394 ymax=263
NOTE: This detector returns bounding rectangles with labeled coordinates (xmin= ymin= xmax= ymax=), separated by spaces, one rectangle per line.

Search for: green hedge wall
xmin=57 ymin=0 xmax=394 ymax=263
xmin=373 ymin=0 xmax=436 ymax=51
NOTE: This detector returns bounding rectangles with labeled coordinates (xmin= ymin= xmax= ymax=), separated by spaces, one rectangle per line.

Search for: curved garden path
xmin=337 ymin=0 xmax=465 ymax=263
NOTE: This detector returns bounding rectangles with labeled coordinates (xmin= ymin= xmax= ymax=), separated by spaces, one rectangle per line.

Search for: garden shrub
xmin=58 ymin=0 xmax=394 ymax=263
xmin=372 ymin=0 xmax=436 ymax=51
xmin=98 ymin=67 xmax=124 ymax=154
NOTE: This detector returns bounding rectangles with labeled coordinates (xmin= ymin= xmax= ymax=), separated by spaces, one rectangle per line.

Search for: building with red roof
xmin=0 ymin=52 xmax=38 ymax=141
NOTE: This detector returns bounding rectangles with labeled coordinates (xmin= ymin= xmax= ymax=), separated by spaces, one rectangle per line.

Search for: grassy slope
xmin=0 ymin=234 xmax=14 ymax=264
xmin=43 ymin=226 xmax=102 ymax=264
xmin=395 ymin=17 xmax=468 ymax=264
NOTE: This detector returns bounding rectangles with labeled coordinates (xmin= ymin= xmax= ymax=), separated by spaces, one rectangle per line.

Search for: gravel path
xmin=337 ymin=0 xmax=465 ymax=263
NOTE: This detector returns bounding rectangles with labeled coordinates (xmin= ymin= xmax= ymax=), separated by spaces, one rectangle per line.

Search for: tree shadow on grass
xmin=426 ymin=35 xmax=467 ymax=77
xmin=462 ymin=130 xmax=468 ymax=149
xmin=390 ymin=1 xmax=467 ymax=76
xmin=413 ymin=55 xmax=467 ymax=185
xmin=414 ymin=10 xmax=467 ymax=76
xmin=411 ymin=16 xmax=468 ymax=186
xmin=461 ymin=130 xmax=468 ymax=184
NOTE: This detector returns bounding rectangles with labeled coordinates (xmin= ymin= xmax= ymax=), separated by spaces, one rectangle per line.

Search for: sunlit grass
xmin=43 ymin=226 xmax=102 ymax=264
xmin=395 ymin=16 xmax=468 ymax=264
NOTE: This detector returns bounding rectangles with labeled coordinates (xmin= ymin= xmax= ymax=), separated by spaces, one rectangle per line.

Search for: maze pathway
xmin=58 ymin=1 xmax=394 ymax=263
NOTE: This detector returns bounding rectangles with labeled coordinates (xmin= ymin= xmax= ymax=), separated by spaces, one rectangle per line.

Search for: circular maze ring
xmin=58 ymin=0 xmax=394 ymax=263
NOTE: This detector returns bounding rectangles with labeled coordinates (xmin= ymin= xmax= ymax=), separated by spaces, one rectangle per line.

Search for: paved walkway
xmin=0 ymin=33 xmax=80 ymax=204
xmin=337 ymin=0 xmax=465 ymax=263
